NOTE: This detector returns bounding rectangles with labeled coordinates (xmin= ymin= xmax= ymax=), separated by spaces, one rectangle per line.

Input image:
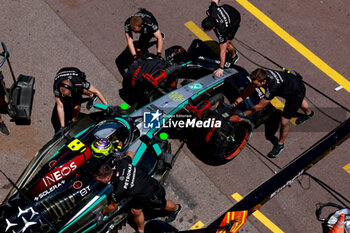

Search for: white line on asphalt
xmin=335 ymin=86 xmax=344 ymax=91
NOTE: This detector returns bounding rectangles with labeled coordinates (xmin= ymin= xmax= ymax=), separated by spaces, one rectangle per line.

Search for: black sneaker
xmin=165 ymin=204 xmax=182 ymax=223
xmin=231 ymin=52 xmax=239 ymax=64
xmin=0 ymin=121 xmax=10 ymax=135
xmin=86 ymin=94 xmax=97 ymax=110
xmin=296 ymin=111 xmax=314 ymax=125
xmin=267 ymin=143 xmax=284 ymax=158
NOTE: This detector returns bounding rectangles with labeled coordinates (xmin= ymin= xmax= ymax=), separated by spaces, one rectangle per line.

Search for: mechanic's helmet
xmin=91 ymin=138 xmax=114 ymax=158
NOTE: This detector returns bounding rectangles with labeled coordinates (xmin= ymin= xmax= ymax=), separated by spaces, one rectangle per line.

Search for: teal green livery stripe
xmin=153 ymin=144 xmax=162 ymax=156
xmin=75 ymin=125 xmax=94 ymax=137
xmin=114 ymin=117 xmax=131 ymax=129
xmin=146 ymin=129 xmax=157 ymax=138
xmin=94 ymin=103 xmax=109 ymax=110
xmin=132 ymin=142 xmax=147 ymax=166
xmin=82 ymin=223 xmax=97 ymax=233
xmin=59 ymin=194 xmax=107 ymax=233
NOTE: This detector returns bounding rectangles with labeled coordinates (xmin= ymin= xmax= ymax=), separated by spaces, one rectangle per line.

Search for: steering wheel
xmin=0 ymin=42 xmax=8 ymax=68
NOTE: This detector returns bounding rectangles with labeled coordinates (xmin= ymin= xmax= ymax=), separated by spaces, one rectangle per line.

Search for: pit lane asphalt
xmin=0 ymin=0 xmax=349 ymax=232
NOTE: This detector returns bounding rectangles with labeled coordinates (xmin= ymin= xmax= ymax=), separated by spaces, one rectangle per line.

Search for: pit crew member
xmin=124 ymin=8 xmax=164 ymax=59
xmin=51 ymin=67 xmax=108 ymax=135
xmin=202 ymin=0 xmax=241 ymax=77
xmin=234 ymin=68 xmax=314 ymax=158
xmin=94 ymin=142 xmax=182 ymax=233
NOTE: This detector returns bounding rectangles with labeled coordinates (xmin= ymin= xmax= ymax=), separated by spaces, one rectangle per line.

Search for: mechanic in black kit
xmin=234 ymin=68 xmax=314 ymax=158
xmin=124 ymin=8 xmax=164 ymax=59
xmin=202 ymin=0 xmax=241 ymax=77
xmin=94 ymin=149 xmax=182 ymax=233
xmin=51 ymin=67 xmax=108 ymax=135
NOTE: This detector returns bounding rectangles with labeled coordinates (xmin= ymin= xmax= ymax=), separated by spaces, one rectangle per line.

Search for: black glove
xmin=55 ymin=127 xmax=65 ymax=137
xmin=232 ymin=109 xmax=245 ymax=118
xmin=230 ymin=110 xmax=245 ymax=122
xmin=111 ymin=150 xmax=123 ymax=161
xmin=106 ymin=106 xmax=118 ymax=116
xmin=86 ymin=94 xmax=97 ymax=110
xmin=94 ymin=210 xmax=105 ymax=225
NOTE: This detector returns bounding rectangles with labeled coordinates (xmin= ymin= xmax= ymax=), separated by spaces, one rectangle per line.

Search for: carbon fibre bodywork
xmin=0 ymin=68 xmax=245 ymax=233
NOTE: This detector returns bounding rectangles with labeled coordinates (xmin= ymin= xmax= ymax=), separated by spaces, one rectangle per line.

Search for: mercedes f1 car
xmin=0 ymin=64 xmax=257 ymax=232
xmin=120 ymin=41 xmax=279 ymax=164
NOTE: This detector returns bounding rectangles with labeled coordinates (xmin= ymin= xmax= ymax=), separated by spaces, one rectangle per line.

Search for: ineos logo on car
xmin=42 ymin=162 xmax=78 ymax=187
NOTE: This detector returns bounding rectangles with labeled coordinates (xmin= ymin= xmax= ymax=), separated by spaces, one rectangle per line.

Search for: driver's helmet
xmin=91 ymin=138 xmax=114 ymax=158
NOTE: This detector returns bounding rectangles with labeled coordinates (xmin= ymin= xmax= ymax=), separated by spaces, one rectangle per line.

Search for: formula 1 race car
xmin=0 ymin=67 xmax=254 ymax=233
xmin=120 ymin=41 xmax=279 ymax=164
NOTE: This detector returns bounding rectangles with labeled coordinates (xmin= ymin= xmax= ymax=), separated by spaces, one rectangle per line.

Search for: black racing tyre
xmin=222 ymin=118 xmax=253 ymax=161
xmin=186 ymin=116 xmax=253 ymax=165
xmin=165 ymin=45 xmax=188 ymax=64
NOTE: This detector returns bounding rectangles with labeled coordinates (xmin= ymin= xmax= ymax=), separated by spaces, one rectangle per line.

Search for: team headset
xmin=59 ymin=82 xmax=73 ymax=91
xmin=56 ymin=69 xmax=86 ymax=95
